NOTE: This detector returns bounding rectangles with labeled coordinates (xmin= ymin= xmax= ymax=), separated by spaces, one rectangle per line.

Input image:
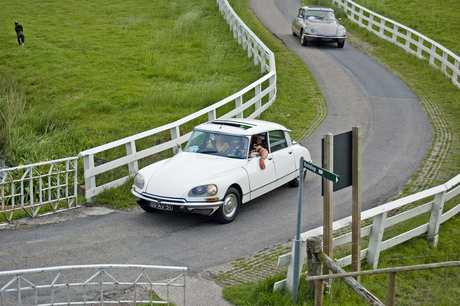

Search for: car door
xmin=293 ymin=8 xmax=305 ymax=35
xmin=245 ymin=132 xmax=276 ymax=200
xmin=268 ymin=130 xmax=297 ymax=187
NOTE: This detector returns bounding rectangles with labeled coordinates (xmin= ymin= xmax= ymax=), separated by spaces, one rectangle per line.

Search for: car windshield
xmin=305 ymin=10 xmax=335 ymax=22
xmin=184 ymin=130 xmax=249 ymax=159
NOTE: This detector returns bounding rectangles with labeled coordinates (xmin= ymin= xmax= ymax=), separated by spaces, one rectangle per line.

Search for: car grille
xmin=140 ymin=193 xmax=187 ymax=205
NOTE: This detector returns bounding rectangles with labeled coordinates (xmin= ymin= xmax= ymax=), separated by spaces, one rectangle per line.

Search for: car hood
xmin=142 ymin=152 xmax=247 ymax=198
xmin=308 ymin=20 xmax=338 ymax=36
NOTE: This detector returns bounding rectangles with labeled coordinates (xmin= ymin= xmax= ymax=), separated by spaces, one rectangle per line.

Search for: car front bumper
xmin=303 ymin=33 xmax=346 ymax=42
xmin=132 ymin=189 xmax=224 ymax=216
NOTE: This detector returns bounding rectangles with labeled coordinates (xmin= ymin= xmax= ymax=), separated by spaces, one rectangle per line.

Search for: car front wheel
xmin=300 ymin=31 xmax=308 ymax=46
xmin=215 ymin=187 xmax=240 ymax=224
xmin=338 ymin=40 xmax=345 ymax=48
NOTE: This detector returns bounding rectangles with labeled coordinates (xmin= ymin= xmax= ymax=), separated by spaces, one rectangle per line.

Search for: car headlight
xmin=188 ymin=184 xmax=218 ymax=197
xmin=305 ymin=26 xmax=316 ymax=34
xmin=337 ymin=28 xmax=346 ymax=36
xmin=134 ymin=173 xmax=145 ymax=189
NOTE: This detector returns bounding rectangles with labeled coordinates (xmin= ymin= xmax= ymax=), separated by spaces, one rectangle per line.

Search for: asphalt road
xmin=0 ymin=0 xmax=432 ymax=282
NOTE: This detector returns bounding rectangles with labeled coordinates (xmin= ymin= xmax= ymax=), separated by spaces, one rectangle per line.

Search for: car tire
xmin=292 ymin=30 xmax=297 ymax=37
xmin=289 ymin=169 xmax=307 ymax=187
xmin=138 ymin=199 xmax=158 ymax=213
xmin=338 ymin=40 xmax=345 ymax=48
xmin=300 ymin=31 xmax=308 ymax=46
xmin=215 ymin=187 xmax=240 ymax=224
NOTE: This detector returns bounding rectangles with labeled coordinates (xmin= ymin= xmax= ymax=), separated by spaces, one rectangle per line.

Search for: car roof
xmin=194 ymin=118 xmax=290 ymax=136
xmin=301 ymin=6 xmax=334 ymax=12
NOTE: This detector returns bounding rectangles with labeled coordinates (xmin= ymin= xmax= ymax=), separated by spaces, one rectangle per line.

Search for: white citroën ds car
xmin=132 ymin=118 xmax=312 ymax=224
xmin=292 ymin=6 xmax=347 ymax=48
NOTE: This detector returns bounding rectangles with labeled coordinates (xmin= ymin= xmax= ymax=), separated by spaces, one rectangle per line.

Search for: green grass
xmin=3 ymin=0 xmax=460 ymax=303
xmin=0 ymin=0 xmax=322 ymax=210
xmin=0 ymin=0 xmax=319 ymax=166
xmin=351 ymin=0 xmax=460 ymax=56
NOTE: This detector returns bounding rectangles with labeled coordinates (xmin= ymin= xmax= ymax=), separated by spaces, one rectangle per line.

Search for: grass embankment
xmin=222 ymin=0 xmax=460 ymax=305
xmin=0 ymin=0 xmax=322 ymax=209
xmin=0 ymin=0 xmax=320 ymax=167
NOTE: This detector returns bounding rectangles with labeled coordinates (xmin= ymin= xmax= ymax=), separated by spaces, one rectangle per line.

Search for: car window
xmin=306 ymin=10 xmax=335 ymax=22
xmin=268 ymin=130 xmax=288 ymax=153
xmin=298 ymin=8 xmax=304 ymax=18
xmin=184 ymin=130 xmax=249 ymax=159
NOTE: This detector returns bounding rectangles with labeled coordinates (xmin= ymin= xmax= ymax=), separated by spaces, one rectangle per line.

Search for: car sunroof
xmin=211 ymin=120 xmax=255 ymax=130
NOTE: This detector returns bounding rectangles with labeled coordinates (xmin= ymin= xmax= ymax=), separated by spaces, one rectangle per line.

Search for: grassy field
xmin=0 ymin=0 xmax=320 ymax=167
xmin=221 ymin=0 xmax=460 ymax=305
xmin=2 ymin=0 xmax=460 ymax=304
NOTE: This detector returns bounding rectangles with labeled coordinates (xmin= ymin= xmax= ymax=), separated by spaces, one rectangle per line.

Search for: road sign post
xmin=292 ymin=156 xmax=339 ymax=302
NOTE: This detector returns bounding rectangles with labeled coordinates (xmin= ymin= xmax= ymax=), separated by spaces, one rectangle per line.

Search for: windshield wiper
xmin=200 ymin=150 xmax=218 ymax=154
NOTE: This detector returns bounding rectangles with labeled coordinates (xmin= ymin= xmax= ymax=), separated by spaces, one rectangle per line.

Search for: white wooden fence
xmin=332 ymin=0 xmax=460 ymax=89
xmin=0 ymin=0 xmax=277 ymax=221
xmin=275 ymin=173 xmax=460 ymax=291
xmin=78 ymin=0 xmax=276 ymax=201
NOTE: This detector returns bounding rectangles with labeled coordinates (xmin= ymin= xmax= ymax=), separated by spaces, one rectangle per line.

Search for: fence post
xmin=307 ymin=236 xmax=323 ymax=294
xmin=322 ymin=133 xmax=334 ymax=276
xmin=255 ymin=83 xmax=261 ymax=112
xmin=352 ymin=126 xmax=362 ymax=282
xmin=235 ymin=96 xmax=243 ymax=118
xmin=366 ymin=212 xmax=387 ymax=269
xmin=125 ymin=141 xmax=138 ymax=175
xmin=387 ymin=272 xmax=397 ymax=306
xmin=208 ymin=109 xmax=217 ymax=121
xmin=427 ymin=190 xmax=446 ymax=248
xmin=82 ymin=154 xmax=96 ymax=202
xmin=170 ymin=126 xmax=181 ymax=155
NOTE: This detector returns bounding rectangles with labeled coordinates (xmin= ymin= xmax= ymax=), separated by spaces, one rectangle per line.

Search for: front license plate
xmin=149 ymin=201 xmax=173 ymax=211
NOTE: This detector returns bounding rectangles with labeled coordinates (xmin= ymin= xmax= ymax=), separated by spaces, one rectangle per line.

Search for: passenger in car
xmin=249 ymin=136 xmax=268 ymax=170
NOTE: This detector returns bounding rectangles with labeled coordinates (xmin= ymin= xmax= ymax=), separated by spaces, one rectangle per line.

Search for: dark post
xmin=322 ymin=133 xmax=333 ymax=277
xmin=352 ymin=126 xmax=362 ymax=281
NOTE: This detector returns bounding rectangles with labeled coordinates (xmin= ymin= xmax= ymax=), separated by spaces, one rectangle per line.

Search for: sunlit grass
xmin=0 ymin=0 xmax=265 ymax=164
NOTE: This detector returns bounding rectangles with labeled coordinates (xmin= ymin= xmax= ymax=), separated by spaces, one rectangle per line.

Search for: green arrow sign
xmin=303 ymin=160 xmax=340 ymax=183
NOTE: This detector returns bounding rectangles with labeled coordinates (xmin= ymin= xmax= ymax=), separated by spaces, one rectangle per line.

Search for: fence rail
xmin=0 ymin=157 xmax=79 ymax=223
xmin=275 ymin=172 xmax=460 ymax=292
xmin=305 ymin=237 xmax=460 ymax=306
xmin=0 ymin=264 xmax=187 ymax=306
xmin=332 ymin=0 xmax=460 ymax=89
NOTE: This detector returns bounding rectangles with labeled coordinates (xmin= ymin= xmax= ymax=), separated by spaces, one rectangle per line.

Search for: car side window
xmin=268 ymin=130 xmax=288 ymax=153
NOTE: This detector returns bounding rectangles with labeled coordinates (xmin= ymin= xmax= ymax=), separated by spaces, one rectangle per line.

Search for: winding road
xmin=0 ymin=0 xmax=432 ymax=289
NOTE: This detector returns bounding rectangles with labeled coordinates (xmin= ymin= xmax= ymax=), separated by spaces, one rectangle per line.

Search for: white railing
xmin=275 ymin=173 xmax=460 ymax=291
xmin=332 ymin=0 xmax=460 ymax=89
xmin=78 ymin=0 xmax=276 ymax=201
xmin=0 ymin=157 xmax=79 ymax=223
xmin=0 ymin=0 xmax=277 ymax=219
xmin=0 ymin=264 xmax=187 ymax=306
